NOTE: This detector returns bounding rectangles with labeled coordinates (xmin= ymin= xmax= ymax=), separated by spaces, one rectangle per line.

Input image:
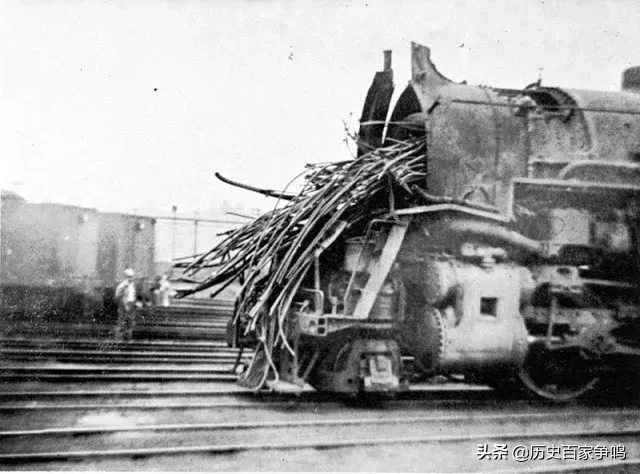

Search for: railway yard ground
xmin=1 ymin=298 xmax=639 ymax=472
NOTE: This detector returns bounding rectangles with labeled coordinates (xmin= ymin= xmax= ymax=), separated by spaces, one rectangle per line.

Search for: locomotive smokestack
xmin=384 ymin=50 xmax=392 ymax=71
xmin=622 ymin=66 xmax=640 ymax=93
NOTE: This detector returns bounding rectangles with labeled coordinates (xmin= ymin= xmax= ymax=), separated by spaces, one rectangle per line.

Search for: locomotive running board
xmin=350 ymin=222 xmax=408 ymax=320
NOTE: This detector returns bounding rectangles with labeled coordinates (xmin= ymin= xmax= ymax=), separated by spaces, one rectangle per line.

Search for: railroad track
xmin=0 ymin=340 xmax=244 ymax=364
xmin=0 ymin=299 xmax=241 ymax=365
xmin=1 ymin=298 xmax=234 ymax=340
xmin=1 ymin=390 xmax=638 ymax=471
xmin=2 ymin=299 xmax=639 ymax=471
xmin=0 ymin=336 xmax=248 ymax=383
xmin=0 ymin=337 xmax=231 ymax=351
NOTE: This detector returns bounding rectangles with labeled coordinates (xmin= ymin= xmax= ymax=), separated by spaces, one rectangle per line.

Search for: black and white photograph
xmin=1 ymin=0 xmax=640 ymax=471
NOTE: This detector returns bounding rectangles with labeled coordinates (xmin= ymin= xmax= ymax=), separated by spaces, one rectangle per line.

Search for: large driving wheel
xmin=518 ymin=342 xmax=599 ymax=401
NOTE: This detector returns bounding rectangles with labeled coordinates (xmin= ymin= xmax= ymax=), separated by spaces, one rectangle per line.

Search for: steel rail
xmin=0 ymin=337 xmax=229 ymax=347
xmin=0 ymin=357 xmax=235 ymax=363
xmin=2 ymin=323 xmax=230 ymax=333
xmin=1 ymin=426 xmax=638 ymax=462
xmin=2 ymin=408 xmax=638 ymax=437
xmin=0 ymin=391 xmax=519 ymax=410
xmin=1 ymin=357 xmax=248 ymax=365
xmin=133 ymin=322 xmax=228 ymax=328
xmin=0 ymin=389 xmax=256 ymax=398
xmin=0 ymin=373 xmax=237 ymax=382
xmin=0 ymin=364 xmax=234 ymax=372
xmin=0 ymin=355 xmax=245 ymax=362
xmin=0 ymin=401 xmax=297 ymax=411
xmin=0 ymin=345 xmax=231 ymax=353
xmin=0 ymin=346 xmax=233 ymax=355
xmin=0 ymin=384 xmax=492 ymax=400
xmin=0 ymin=394 xmax=590 ymax=411
xmin=0 ymin=349 xmax=244 ymax=357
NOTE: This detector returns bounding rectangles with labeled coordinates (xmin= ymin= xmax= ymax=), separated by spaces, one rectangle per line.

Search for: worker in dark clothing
xmin=114 ymin=268 xmax=137 ymax=341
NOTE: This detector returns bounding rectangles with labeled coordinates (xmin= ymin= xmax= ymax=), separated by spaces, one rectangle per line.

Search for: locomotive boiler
xmin=222 ymin=43 xmax=640 ymax=401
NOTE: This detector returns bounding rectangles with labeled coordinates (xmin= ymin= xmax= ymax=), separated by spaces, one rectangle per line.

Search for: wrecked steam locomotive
xmin=186 ymin=43 xmax=640 ymax=401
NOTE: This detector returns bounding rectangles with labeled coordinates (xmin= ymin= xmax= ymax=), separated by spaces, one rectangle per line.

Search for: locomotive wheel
xmin=306 ymin=334 xmax=356 ymax=392
xmin=518 ymin=342 xmax=599 ymax=401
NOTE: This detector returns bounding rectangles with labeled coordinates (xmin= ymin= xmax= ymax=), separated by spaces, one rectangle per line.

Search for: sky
xmin=2 ymin=0 xmax=640 ymax=219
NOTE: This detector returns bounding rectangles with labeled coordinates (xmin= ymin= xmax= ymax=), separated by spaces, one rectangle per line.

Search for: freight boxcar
xmin=1 ymin=194 xmax=157 ymax=330
xmin=1 ymin=192 xmax=101 ymax=325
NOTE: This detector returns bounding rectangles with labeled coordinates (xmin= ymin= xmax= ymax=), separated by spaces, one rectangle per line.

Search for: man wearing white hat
xmin=115 ymin=268 xmax=137 ymax=341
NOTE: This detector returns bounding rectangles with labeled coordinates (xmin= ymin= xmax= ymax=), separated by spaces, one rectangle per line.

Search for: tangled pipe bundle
xmin=179 ymin=136 xmax=427 ymax=388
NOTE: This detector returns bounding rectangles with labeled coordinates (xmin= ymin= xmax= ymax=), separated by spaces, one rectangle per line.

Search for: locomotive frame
xmin=228 ymin=43 xmax=640 ymax=401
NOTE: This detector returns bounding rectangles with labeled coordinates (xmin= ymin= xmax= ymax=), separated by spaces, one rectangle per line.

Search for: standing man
xmin=157 ymin=274 xmax=172 ymax=307
xmin=115 ymin=268 xmax=137 ymax=342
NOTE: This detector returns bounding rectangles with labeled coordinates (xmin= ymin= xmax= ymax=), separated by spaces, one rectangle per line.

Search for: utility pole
xmin=171 ymin=205 xmax=177 ymax=261
xmin=193 ymin=212 xmax=198 ymax=256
